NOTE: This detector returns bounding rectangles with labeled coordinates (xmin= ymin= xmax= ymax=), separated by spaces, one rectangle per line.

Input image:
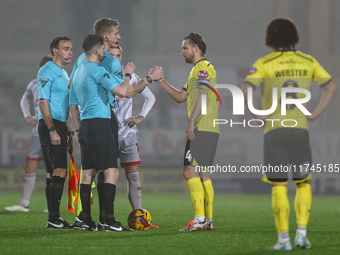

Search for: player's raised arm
xmin=110 ymin=62 xmax=136 ymax=97
xmin=157 ymin=67 xmax=187 ymax=103
xmin=107 ymin=44 xmax=162 ymax=98
xmin=126 ymin=66 xmax=164 ymax=98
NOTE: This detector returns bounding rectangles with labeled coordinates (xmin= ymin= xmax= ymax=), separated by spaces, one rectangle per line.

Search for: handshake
xmin=123 ymin=63 xmax=164 ymax=82
xmin=148 ymin=66 xmax=164 ymax=82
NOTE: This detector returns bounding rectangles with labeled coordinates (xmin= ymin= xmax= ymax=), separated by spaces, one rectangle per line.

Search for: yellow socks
xmin=203 ymin=179 xmax=214 ymax=220
xmin=294 ymin=183 xmax=311 ymax=228
xmin=187 ymin=177 xmax=205 ymax=218
xmin=272 ymin=186 xmax=290 ymax=234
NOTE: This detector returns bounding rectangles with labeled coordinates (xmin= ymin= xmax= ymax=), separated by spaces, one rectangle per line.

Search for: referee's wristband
xmin=67 ymin=131 xmax=74 ymax=137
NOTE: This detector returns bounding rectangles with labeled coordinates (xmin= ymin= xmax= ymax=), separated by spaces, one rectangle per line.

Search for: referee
xmin=69 ymin=18 xmax=163 ymax=228
xmin=37 ymin=37 xmax=74 ymax=228
xmin=70 ymin=34 xmax=135 ymax=231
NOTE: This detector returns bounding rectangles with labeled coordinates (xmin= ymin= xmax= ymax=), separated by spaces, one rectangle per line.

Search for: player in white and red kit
xmin=4 ymin=56 xmax=53 ymax=212
xmin=109 ymin=46 xmax=159 ymax=228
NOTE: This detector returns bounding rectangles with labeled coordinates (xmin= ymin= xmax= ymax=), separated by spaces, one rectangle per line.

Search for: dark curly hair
xmin=265 ymin=17 xmax=299 ymax=50
xmin=184 ymin=33 xmax=207 ymax=56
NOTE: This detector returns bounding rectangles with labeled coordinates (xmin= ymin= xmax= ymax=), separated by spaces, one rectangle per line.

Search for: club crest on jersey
xmin=248 ymin=66 xmax=257 ymax=74
xmin=198 ymin=70 xmax=209 ymax=78
xmin=39 ymin=78 xmax=49 ymax=88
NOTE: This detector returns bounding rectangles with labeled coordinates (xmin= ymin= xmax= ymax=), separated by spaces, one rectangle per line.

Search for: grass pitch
xmin=0 ymin=191 xmax=339 ymax=255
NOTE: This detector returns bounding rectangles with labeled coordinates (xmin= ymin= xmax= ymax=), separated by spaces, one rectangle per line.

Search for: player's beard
xmin=184 ymin=53 xmax=195 ymax=64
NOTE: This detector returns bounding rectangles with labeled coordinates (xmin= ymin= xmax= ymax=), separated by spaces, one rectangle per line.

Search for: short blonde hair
xmin=94 ymin=18 xmax=119 ymax=36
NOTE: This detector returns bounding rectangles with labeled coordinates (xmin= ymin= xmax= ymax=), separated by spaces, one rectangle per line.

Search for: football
xmin=127 ymin=208 xmax=152 ymax=230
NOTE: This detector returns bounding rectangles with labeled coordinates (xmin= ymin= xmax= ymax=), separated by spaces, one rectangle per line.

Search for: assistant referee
xmin=37 ymin=36 xmax=74 ymax=229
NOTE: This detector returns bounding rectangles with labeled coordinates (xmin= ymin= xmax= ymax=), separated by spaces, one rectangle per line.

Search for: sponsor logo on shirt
xmin=113 ymin=96 xmax=128 ymax=108
xmin=39 ymin=78 xmax=49 ymax=88
xmin=198 ymin=70 xmax=209 ymax=78
xmin=102 ymin=73 xmax=110 ymax=79
xmin=248 ymin=66 xmax=257 ymax=74
xmin=115 ymin=70 xmax=124 ymax=78
xmin=115 ymin=96 xmax=128 ymax=102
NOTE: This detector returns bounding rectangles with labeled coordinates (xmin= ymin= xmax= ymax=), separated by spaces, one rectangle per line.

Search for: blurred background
xmin=0 ymin=0 xmax=339 ymax=194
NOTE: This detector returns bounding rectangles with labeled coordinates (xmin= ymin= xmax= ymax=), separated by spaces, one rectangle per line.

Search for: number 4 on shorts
xmin=185 ymin=150 xmax=192 ymax=162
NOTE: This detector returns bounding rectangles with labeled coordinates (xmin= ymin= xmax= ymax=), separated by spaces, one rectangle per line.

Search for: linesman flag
xmin=67 ymin=154 xmax=80 ymax=214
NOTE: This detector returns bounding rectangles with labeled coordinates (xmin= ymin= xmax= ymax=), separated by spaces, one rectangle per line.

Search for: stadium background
xmin=0 ymin=0 xmax=339 ymax=195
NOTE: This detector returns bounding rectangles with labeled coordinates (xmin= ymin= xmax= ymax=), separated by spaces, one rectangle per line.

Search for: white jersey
xmin=112 ymin=73 xmax=155 ymax=139
xmin=20 ymin=79 xmax=39 ymax=135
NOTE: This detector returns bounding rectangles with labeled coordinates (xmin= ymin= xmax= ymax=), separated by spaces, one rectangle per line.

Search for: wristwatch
xmin=49 ymin=127 xmax=56 ymax=132
xmin=125 ymin=73 xmax=131 ymax=79
xmin=146 ymin=76 xmax=152 ymax=83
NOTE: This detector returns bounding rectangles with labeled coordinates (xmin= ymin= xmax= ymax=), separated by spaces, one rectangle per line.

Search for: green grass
xmin=0 ymin=192 xmax=340 ymax=255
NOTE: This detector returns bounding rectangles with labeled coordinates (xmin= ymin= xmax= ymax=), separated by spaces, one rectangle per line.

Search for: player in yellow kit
xmin=242 ymin=17 xmax=337 ymax=250
xmin=157 ymin=33 xmax=219 ymax=231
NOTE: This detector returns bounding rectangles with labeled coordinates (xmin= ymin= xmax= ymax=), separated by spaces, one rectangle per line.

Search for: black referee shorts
xmin=79 ymin=118 xmax=118 ymax=171
xmin=110 ymin=110 xmax=119 ymax=155
xmin=184 ymin=129 xmax=219 ymax=167
xmin=263 ymin=128 xmax=312 ymax=183
xmin=38 ymin=119 xmax=68 ymax=173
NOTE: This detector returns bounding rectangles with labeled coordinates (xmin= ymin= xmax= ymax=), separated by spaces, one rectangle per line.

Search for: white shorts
xmin=118 ymin=133 xmax=141 ymax=168
xmin=27 ymin=134 xmax=43 ymax=161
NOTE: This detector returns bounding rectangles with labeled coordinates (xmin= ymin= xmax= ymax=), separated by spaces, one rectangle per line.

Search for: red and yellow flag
xmin=67 ymin=154 xmax=80 ymax=214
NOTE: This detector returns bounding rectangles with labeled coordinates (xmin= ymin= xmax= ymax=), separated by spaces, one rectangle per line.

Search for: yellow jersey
xmin=244 ymin=50 xmax=332 ymax=134
xmin=183 ymin=59 xmax=220 ymax=134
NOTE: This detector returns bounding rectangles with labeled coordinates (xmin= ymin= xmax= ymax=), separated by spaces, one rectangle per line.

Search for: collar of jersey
xmin=274 ymin=49 xmax=296 ymax=52
xmin=48 ymin=61 xmax=65 ymax=76
xmin=194 ymin=58 xmax=209 ymax=66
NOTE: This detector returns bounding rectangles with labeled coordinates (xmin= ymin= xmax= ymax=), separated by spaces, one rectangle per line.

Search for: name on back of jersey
xmin=274 ymin=69 xmax=307 ymax=77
